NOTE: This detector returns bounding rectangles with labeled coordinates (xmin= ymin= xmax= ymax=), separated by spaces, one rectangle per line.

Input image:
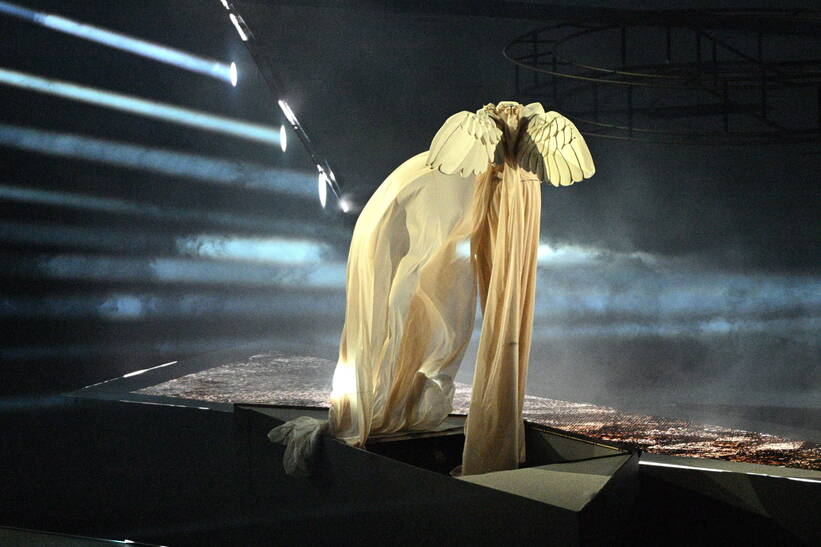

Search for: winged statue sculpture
xmin=270 ymin=101 xmax=595 ymax=477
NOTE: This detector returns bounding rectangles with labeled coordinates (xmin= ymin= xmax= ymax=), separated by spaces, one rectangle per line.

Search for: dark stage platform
xmin=41 ymin=343 xmax=820 ymax=545
xmin=128 ymin=350 xmax=820 ymax=471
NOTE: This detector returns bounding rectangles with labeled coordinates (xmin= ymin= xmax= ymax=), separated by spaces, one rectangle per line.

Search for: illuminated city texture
xmin=136 ymin=352 xmax=820 ymax=471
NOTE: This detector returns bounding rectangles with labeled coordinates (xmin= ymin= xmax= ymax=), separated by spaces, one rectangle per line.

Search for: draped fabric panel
xmin=462 ymin=165 xmax=541 ymax=475
xmin=328 ymin=151 xmax=541 ymax=476
xmin=328 ymin=151 xmax=479 ymax=445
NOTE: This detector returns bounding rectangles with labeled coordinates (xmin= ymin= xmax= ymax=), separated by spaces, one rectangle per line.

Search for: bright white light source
xmin=339 ymin=197 xmax=352 ymax=213
xmin=278 ymin=99 xmax=298 ymax=126
xmin=330 ymin=361 xmax=356 ymax=399
xmin=220 ymin=0 xmax=230 ymax=9
xmin=229 ymin=61 xmax=237 ymax=87
xmin=318 ymin=171 xmax=328 ymax=208
xmin=280 ymin=125 xmax=287 ymax=152
xmin=229 ymin=13 xmax=248 ymax=41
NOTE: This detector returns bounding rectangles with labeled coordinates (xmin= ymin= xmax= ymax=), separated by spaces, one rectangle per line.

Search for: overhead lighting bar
xmin=219 ymin=0 xmax=348 ymax=213
xmin=0 ymin=1 xmax=237 ymax=86
xmin=0 ymin=67 xmax=284 ymax=148
xmin=278 ymin=99 xmax=347 ymax=209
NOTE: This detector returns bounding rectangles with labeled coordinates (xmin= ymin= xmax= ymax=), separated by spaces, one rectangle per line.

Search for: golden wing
xmin=517 ymin=108 xmax=595 ymax=187
xmin=425 ymin=108 xmax=502 ymax=177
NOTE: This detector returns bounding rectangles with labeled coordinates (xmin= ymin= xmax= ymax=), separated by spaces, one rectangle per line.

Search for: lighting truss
xmin=218 ymin=0 xmax=345 ymax=208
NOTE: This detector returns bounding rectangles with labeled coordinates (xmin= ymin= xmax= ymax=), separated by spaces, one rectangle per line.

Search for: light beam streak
xmin=0 ymin=123 xmax=312 ymax=198
xmin=0 ymin=253 xmax=347 ymax=288
xmin=0 ymin=68 xmax=283 ymax=147
xmin=0 ymin=334 xmax=318 ymax=362
xmin=318 ymin=170 xmax=328 ymax=208
xmin=0 ymin=291 xmax=345 ymax=321
xmin=0 ymin=184 xmax=346 ymax=239
xmin=0 ymin=1 xmax=236 ymax=85
xmin=176 ymin=235 xmax=331 ymax=264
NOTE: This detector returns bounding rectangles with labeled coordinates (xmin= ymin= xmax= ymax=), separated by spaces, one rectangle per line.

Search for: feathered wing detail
xmin=426 ymin=109 xmax=502 ymax=177
xmin=516 ymin=110 xmax=595 ymax=187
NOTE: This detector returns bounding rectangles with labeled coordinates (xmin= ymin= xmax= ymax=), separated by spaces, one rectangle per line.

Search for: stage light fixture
xmin=229 ymin=13 xmax=248 ymax=41
xmin=280 ymin=125 xmax=287 ymax=152
xmin=229 ymin=62 xmax=238 ymax=87
xmin=338 ymin=197 xmax=352 ymax=213
xmin=278 ymin=100 xmax=298 ymax=126
xmin=318 ymin=170 xmax=328 ymax=208
xmin=0 ymin=1 xmax=235 ymax=85
xmin=0 ymin=68 xmax=285 ymax=147
xmin=220 ymin=0 xmax=230 ymax=9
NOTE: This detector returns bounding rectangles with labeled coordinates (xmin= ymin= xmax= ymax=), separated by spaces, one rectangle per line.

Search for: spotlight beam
xmin=0 ymin=123 xmax=312 ymax=199
xmin=0 ymin=253 xmax=347 ymax=289
xmin=0 ymin=184 xmax=347 ymax=240
xmin=0 ymin=68 xmax=283 ymax=147
xmin=0 ymin=1 xmax=237 ymax=85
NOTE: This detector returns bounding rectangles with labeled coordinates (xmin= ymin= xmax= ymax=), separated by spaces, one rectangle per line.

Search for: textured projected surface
xmin=135 ymin=352 xmax=820 ymax=470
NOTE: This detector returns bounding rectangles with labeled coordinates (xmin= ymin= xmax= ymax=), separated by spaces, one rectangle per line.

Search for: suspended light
xmin=278 ymin=99 xmax=298 ymax=126
xmin=219 ymin=0 xmax=230 ymax=9
xmin=229 ymin=62 xmax=237 ymax=87
xmin=279 ymin=125 xmax=287 ymax=152
xmin=229 ymin=13 xmax=248 ymax=41
xmin=338 ymin=196 xmax=352 ymax=213
xmin=0 ymin=1 xmax=235 ymax=85
xmin=317 ymin=170 xmax=328 ymax=208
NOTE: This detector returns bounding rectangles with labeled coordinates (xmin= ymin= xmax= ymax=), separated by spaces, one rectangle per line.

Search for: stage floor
xmin=131 ymin=351 xmax=820 ymax=471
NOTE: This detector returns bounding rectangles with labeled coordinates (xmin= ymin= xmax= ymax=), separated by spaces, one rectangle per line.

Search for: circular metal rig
xmin=505 ymin=9 xmax=821 ymax=144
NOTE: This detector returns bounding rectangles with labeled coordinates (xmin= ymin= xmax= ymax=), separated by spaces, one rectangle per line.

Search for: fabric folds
xmin=462 ymin=165 xmax=541 ymax=475
xmin=271 ymin=151 xmax=542 ymax=477
xmin=329 ymin=151 xmax=479 ymax=446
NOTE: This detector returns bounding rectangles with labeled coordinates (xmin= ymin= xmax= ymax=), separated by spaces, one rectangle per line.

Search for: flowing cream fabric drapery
xmin=461 ymin=162 xmax=541 ymax=475
xmin=328 ymin=151 xmax=541 ymax=476
xmin=329 ymin=151 xmax=479 ymax=444
xmin=271 ymin=102 xmax=592 ymax=477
